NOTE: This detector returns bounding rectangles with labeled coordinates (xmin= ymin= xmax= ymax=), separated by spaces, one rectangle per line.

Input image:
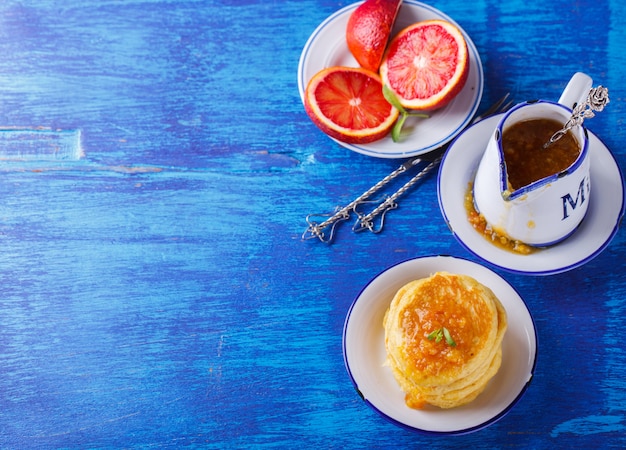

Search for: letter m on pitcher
xmin=562 ymin=177 xmax=590 ymax=220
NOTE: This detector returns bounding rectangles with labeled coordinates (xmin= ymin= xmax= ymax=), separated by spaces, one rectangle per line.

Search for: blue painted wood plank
xmin=0 ymin=0 xmax=625 ymax=448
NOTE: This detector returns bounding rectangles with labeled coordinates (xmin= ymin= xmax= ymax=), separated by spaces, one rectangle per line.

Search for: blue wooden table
xmin=1 ymin=0 xmax=625 ymax=448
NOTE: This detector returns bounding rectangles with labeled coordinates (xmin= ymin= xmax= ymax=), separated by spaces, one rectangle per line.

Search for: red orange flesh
xmin=380 ymin=19 xmax=469 ymax=111
xmin=304 ymin=66 xmax=399 ymax=144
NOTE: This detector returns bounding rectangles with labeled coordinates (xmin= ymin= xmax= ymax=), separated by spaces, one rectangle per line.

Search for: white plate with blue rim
xmin=297 ymin=0 xmax=483 ymax=159
xmin=438 ymin=113 xmax=625 ymax=275
xmin=343 ymin=255 xmax=537 ymax=435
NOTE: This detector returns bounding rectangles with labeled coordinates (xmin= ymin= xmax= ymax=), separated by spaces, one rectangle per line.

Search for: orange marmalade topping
xmin=399 ymin=274 xmax=491 ymax=376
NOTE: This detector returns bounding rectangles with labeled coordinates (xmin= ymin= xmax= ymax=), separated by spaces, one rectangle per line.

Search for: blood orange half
xmin=304 ymin=66 xmax=399 ymax=144
xmin=380 ymin=20 xmax=469 ymax=111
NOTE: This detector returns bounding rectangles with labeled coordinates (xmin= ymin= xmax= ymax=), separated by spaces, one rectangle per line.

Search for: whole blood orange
xmin=304 ymin=66 xmax=399 ymax=144
xmin=380 ymin=20 xmax=469 ymax=111
xmin=346 ymin=0 xmax=403 ymax=72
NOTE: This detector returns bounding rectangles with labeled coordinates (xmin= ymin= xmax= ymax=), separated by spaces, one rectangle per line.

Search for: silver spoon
xmin=544 ymin=86 xmax=610 ymax=148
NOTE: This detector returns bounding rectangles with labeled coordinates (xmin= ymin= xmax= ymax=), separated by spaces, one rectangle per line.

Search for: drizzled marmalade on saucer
xmin=465 ymin=182 xmax=535 ymax=255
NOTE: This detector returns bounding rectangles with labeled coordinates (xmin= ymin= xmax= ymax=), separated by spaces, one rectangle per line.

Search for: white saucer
xmin=438 ymin=114 xmax=625 ymax=275
xmin=343 ymin=255 xmax=536 ymax=435
xmin=298 ymin=1 xmax=483 ymax=159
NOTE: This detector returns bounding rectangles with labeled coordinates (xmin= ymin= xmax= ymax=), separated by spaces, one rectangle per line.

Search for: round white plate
xmin=298 ymin=1 xmax=484 ymax=159
xmin=438 ymin=114 xmax=625 ymax=275
xmin=343 ymin=255 xmax=536 ymax=435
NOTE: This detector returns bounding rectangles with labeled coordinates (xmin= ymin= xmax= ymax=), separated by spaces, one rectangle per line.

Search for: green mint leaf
xmin=382 ymin=84 xmax=406 ymax=113
xmin=391 ymin=112 xmax=407 ymax=143
xmin=427 ymin=329 xmax=441 ymax=341
xmin=408 ymin=111 xmax=430 ymax=119
xmin=427 ymin=327 xmax=456 ymax=347
xmin=383 ymin=85 xmax=429 ymax=143
xmin=443 ymin=327 xmax=456 ymax=347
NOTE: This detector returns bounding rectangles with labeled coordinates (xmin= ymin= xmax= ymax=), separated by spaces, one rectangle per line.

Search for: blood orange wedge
xmin=304 ymin=66 xmax=400 ymax=144
xmin=380 ymin=19 xmax=469 ymax=111
xmin=346 ymin=0 xmax=403 ymax=72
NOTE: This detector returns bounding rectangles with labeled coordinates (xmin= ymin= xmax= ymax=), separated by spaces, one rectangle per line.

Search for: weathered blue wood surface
xmin=0 ymin=0 xmax=625 ymax=448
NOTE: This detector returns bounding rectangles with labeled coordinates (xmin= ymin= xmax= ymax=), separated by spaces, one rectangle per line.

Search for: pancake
xmin=383 ymin=271 xmax=507 ymax=409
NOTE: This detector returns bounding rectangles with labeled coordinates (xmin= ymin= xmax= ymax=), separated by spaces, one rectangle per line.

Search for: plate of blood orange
xmin=298 ymin=0 xmax=484 ymax=159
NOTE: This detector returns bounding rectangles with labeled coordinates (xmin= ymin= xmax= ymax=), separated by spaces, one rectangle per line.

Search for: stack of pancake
xmin=383 ymin=271 xmax=507 ymax=409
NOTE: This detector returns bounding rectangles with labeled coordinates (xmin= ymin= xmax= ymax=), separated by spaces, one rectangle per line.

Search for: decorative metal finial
xmin=544 ymin=86 xmax=610 ymax=148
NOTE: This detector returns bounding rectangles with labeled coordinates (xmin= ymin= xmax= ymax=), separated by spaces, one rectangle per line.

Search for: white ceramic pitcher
xmin=472 ymin=72 xmax=593 ymax=246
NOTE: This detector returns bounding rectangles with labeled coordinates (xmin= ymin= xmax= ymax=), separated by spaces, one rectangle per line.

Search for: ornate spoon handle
xmin=353 ymin=156 xmax=442 ymax=233
xmin=302 ymin=163 xmax=411 ymax=242
xmin=545 ymin=86 xmax=609 ymax=147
